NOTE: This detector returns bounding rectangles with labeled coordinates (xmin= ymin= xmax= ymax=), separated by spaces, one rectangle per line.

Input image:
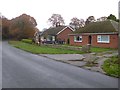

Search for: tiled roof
xmin=74 ymin=20 xmax=118 ymax=34
xmin=41 ymin=26 xmax=66 ymax=36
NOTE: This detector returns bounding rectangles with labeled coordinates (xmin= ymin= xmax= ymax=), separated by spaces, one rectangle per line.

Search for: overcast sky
xmin=0 ymin=0 xmax=119 ymax=31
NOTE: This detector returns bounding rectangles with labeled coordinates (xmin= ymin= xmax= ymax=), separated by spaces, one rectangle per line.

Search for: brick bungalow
xmin=41 ymin=26 xmax=74 ymax=44
xmin=69 ymin=20 xmax=118 ymax=48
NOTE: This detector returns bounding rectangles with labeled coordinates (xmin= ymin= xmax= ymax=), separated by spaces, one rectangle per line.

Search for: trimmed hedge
xmin=21 ymin=39 xmax=32 ymax=44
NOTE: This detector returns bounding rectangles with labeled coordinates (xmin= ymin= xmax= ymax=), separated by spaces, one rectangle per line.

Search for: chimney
xmin=56 ymin=22 xmax=60 ymax=27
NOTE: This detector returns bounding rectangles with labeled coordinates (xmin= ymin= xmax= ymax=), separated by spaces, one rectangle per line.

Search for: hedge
xmin=21 ymin=39 xmax=32 ymax=44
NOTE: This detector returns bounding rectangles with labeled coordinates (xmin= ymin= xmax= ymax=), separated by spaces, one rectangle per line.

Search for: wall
xmin=57 ymin=27 xmax=73 ymax=43
xmin=69 ymin=35 xmax=88 ymax=46
xmin=92 ymin=34 xmax=118 ymax=48
xmin=69 ymin=34 xmax=118 ymax=48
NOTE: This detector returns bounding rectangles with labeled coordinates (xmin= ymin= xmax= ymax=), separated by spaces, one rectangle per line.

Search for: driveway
xmin=39 ymin=54 xmax=85 ymax=61
xmin=2 ymin=41 xmax=118 ymax=88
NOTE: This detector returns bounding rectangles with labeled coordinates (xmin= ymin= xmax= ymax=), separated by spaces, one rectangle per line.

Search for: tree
xmin=79 ymin=19 xmax=85 ymax=27
xmin=107 ymin=14 xmax=120 ymax=22
xmin=9 ymin=14 xmax=37 ymax=40
xmin=48 ymin=14 xmax=65 ymax=27
xmin=85 ymin=16 xmax=96 ymax=25
xmin=107 ymin=14 xmax=117 ymax=21
xmin=2 ymin=16 xmax=10 ymax=39
xmin=116 ymin=19 xmax=120 ymax=22
xmin=69 ymin=17 xmax=85 ymax=30
xmin=97 ymin=16 xmax=107 ymax=22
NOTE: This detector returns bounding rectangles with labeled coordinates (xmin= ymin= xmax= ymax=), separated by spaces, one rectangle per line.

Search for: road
xmin=2 ymin=41 xmax=118 ymax=88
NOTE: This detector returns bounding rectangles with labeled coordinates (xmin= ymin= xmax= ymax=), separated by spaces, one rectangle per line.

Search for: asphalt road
xmin=2 ymin=41 xmax=118 ymax=88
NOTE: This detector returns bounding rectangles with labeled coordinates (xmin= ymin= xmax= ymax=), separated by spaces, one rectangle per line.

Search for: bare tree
xmin=97 ymin=16 xmax=107 ymax=22
xmin=85 ymin=16 xmax=96 ymax=25
xmin=48 ymin=14 xmax=65 ymax=27
xmin=69 ymin=17 xmax=85 ymax=30
xmin=79 ymin=19 xmax=85 ymax=27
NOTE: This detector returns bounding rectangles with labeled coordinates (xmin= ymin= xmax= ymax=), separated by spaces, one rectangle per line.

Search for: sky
xmin=0 ymin=0 xmax=119 ymax=31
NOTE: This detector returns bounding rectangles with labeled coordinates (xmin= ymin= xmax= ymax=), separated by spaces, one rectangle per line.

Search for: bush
xmin=21 ymin=39 xmax=32 ymax=44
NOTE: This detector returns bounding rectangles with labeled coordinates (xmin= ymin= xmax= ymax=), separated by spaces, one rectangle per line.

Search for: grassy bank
xmin=9 ymin=41 xmax=84 ymax=54
xmin=102 ymin=56 xmax=120 ymax=78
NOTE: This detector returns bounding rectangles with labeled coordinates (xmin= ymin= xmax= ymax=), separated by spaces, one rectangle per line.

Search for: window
xmin=52 ymin=36 xmax=55 ymax=41
xmin=97 ymin=35 xmax=110 ymax=43
xmin=74 ymin=36 xmax=82 ymax=42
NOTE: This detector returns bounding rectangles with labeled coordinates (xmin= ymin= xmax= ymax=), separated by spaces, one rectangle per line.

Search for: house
xmin=69 ymin=20 xmax=118 ymax=48
xmin=40 ymin=26 xmax=74 ymax=44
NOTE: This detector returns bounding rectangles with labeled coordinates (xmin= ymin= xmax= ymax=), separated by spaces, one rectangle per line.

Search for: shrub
xmin=21 ymin=39 xmax=32 ymax=44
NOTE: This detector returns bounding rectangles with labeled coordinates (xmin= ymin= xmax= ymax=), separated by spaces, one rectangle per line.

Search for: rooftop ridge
xmin=110 ymin=20 xmax=119 ymax=32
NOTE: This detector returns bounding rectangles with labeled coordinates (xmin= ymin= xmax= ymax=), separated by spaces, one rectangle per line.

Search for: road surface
xmin=2 ymin=41 xmax=118 ymax=88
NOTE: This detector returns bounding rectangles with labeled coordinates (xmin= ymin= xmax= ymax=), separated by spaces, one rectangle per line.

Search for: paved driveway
xmin=39 ymin=54 xmax=85 ymax=61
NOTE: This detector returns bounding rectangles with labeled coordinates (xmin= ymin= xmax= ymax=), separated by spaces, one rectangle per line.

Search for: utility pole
xmin=118 ymin=1 xmax=120 ymax=60
xmin=118 ymin=2 xmax=120 ymax=90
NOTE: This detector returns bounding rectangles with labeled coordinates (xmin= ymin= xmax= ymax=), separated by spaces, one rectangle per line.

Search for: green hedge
xmin=21 ymin=39 xmax=32 ymax=44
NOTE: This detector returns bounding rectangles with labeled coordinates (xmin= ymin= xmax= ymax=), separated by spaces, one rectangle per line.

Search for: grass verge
xmin=91 ymin=47 xmax=114 ymax=53
xmin=102 ymin=55 xmax=120 ymax=78
xmin=9 ymin=41 xmax=84 ymax=54
xmin=62 ymin=44 xmax=114 ymax=53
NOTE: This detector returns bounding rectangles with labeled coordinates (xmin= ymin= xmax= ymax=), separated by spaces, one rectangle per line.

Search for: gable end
xmin=56 ymin=26 xmax=74 ymax=35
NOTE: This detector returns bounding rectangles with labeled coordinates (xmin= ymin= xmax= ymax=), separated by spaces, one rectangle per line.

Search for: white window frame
xmin=74 ymin=36 xmax=82 ymax=42
xmin=97 ymin=35 xmax=110 ymax=43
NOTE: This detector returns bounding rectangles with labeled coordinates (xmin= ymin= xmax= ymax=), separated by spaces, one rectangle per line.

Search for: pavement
xmin=39 ymin=54 xmax=85 ymax=61
xmin=39 ymin=50 xmax=118 ymax=74
xmin=2 ymin=41 xmax=118 ymax=88
xmin=39 ymin=54 xmax=87 ymax=67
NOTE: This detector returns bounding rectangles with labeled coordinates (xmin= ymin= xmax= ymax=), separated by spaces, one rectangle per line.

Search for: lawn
xmin=9 ymin=41 xmax=115 ymax=54
xmin=102 ymin=56 xmax=120 ymax=78
xmin=63 ymin=44 xmax=114 ymax=53
xmin=90 ymin=47 xmax=114 ymax=53
xmin=9 ymin=41 xmax=84 ymax=54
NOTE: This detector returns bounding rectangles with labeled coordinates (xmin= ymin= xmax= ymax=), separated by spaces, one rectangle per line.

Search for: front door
xmin=88 ymin=35 xmax=92 ymax=44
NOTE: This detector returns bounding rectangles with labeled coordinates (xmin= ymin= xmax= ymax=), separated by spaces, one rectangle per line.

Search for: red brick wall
xmin=92 ymin=34 xmax=118 ymax=48
xmin=69 ymin=34 xmax=118 ymax=48
xmin=57 ymin=27 xmax=73 ymax=43
xmin=69 ymin=35 xmax=88 ymax=46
